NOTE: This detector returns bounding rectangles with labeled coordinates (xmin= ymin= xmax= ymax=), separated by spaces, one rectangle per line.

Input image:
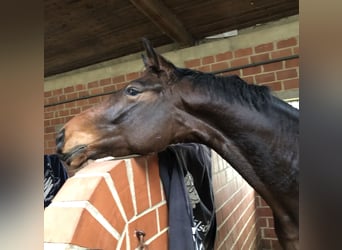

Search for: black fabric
xmin=44 ymin=154 xmax=68 ymax=208
xmin=158 ymin=143 xmax=216 ymax=250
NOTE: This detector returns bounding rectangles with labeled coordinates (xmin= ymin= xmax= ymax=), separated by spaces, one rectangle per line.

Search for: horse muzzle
xmin=56 ymin=128 xmax=89 ymax=168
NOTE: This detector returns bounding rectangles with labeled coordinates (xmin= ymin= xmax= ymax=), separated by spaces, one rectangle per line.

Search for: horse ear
xmin=142 ymin=37 xmax=160 ymax=69
xmin=157 ymin=53 xmax=176 ymax=78
xmin=141 ymin=54 xmax=148 ymax=68
xmin=141 ymin=37 xmax=176 ymax=79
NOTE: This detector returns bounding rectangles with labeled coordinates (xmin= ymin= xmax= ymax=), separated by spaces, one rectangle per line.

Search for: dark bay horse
xmin=56 ymin=38 xmax=299 ymax=249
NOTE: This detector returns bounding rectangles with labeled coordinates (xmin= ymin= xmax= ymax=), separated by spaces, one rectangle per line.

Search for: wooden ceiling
xmin=45 ymin=0 xmax=299 ymax=77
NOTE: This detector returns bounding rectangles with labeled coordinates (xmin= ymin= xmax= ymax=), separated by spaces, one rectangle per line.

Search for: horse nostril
xmin=56 ymin=128 xmax=65 ymax=153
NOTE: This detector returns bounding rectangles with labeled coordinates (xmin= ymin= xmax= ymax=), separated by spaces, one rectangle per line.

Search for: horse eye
xmin=125 ymin=87 xmax=141 ymax=96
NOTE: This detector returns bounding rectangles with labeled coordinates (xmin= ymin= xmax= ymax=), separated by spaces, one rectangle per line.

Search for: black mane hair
xmin=176 ymin=67 xmax=272 ymax=111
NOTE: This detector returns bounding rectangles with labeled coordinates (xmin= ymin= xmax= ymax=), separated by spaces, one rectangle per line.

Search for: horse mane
xmin=176 ymin=68 xmax=272 ymax=111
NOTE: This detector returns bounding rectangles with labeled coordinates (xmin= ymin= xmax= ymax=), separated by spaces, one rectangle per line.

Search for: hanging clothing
xmin=158 ymin=143 xmax=216 ymax=250
xmin=44 ymin=154 xmax=68 ymax=208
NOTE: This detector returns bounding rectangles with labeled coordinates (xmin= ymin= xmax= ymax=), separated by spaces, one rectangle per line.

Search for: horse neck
xmin=175 ymin=101 xmax=271 ymax=150
xmin=171 ymin=78 xmax=299 ymax=225
xmin=172 ymin=79 xmax=298 ymax=160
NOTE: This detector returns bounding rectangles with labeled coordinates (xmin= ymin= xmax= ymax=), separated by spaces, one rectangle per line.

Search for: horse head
xmin=56 ymin=38 xmax=188 ymax=169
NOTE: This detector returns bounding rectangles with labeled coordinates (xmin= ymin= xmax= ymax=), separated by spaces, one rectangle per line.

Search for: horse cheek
xmin=127 ymin=128 xmax=166 ymax=154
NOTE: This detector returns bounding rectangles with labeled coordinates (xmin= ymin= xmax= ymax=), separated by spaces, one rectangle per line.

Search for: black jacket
xmin=158 ymin=143 xmax=216 ymax=250
xmin=44 ymin=154 xmax=68 ymax=208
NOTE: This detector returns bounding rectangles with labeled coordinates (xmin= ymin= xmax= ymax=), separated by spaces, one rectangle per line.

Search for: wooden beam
xmin=130 ymin=0 xmax=194 ymax=46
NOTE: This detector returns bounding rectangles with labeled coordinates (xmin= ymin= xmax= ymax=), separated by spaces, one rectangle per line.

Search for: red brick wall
xmin=212 ymin=151 xmax=261 ymax=249
xmin=184 ymin=37 xmax=298 ymax=92
xmin=212 ymin=150 xmax=283 ymax=249
xmin=44 ymin=36 xmax=299 ymax=249
xmin=256 ymin=196 xmax=282 ymax=249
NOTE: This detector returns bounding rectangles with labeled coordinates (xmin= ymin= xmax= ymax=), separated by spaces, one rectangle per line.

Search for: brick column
xmin=44 ymin=155 xmax=168 ymax=250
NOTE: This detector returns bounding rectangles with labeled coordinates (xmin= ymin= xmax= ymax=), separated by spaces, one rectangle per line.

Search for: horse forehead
xmin=139 ymin=71 xmax=172 ymax=86
xmin=139 ymin=71 xmax=157 ymax=81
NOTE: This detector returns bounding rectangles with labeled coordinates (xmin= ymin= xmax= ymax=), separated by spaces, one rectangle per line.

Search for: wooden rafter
xmin=130 ymin=0 xmax=194 ymax=46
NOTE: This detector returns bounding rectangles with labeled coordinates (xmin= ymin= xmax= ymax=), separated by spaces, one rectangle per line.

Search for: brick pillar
xmin=44 ymin=155 xmax=168 ymax=250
